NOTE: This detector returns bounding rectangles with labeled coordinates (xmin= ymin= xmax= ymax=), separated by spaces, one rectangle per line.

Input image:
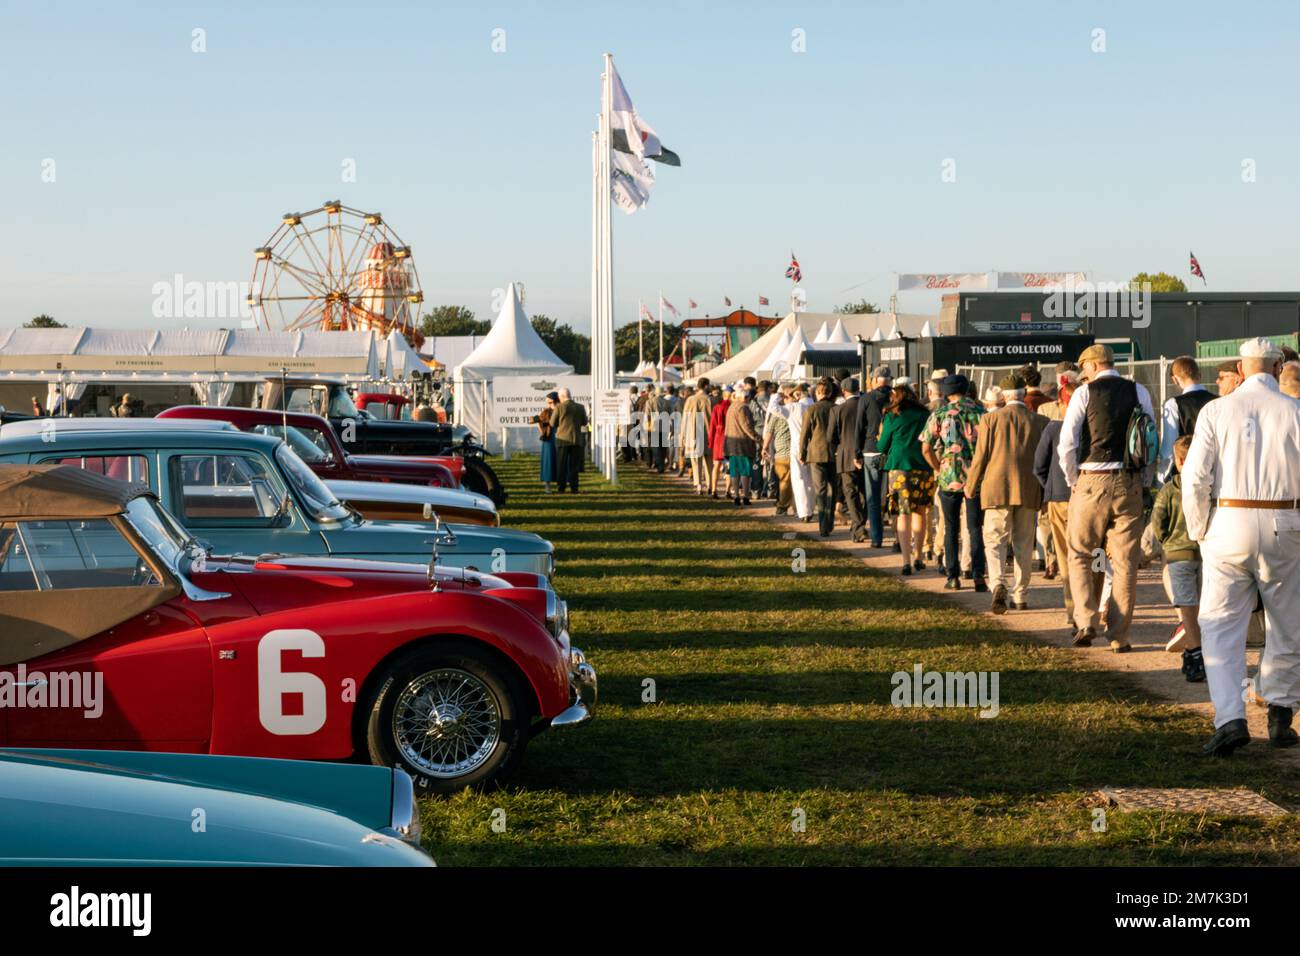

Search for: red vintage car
xmin=0 ymin=464 xmax=595 ymax=793
xmin=158 ymin=405 xmax=465 ymax=488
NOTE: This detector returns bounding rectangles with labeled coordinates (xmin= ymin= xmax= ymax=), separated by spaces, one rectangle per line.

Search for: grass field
xmin=418 ymin=455 xmax=1300 ymax=866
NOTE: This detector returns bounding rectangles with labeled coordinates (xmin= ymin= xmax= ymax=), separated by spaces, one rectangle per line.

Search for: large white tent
xmin=382 ymin=330 xmax=432 ymax=380
xmin=452 ymin=282 xmax=573 ymax=447
xmin=0 ymin=326 xmax=381 ymax=413
xmin=701 ymin=311 xmax=936 ymax=383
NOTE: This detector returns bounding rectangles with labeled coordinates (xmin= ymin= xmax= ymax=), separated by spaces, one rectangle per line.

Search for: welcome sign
xmin=491 ymin=374 xmax=593 ymax=430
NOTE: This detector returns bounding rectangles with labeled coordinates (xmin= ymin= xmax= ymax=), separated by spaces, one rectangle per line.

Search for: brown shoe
xmin=1109 ymin=639 xmax=1132 ymax=654
xmin=1072 ymin=626 xmax=1097 ymax=647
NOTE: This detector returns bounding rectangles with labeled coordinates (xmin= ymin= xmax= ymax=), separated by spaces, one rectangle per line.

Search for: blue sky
xmin=2 ymin=0 xmax=1299 ymax=333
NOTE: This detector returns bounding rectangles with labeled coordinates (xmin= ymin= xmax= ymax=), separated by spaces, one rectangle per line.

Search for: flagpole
xmin=595 ymin=128 xmax=603 ymax=476
xmin=600 ymin=56 xmax=617 ymax=484
xmin=657 ymin=291 xmax=664 ymax=387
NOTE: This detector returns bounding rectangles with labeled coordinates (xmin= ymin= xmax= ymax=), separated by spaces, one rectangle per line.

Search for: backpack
xmin=1124 ymin=382 xmax=1158 ymax=472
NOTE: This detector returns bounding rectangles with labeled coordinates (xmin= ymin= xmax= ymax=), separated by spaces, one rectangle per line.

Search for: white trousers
xmin=791 ymin=460 xmax=814 ymax=519
xmin=1199 ymin=508 xmax=1300 ymax=727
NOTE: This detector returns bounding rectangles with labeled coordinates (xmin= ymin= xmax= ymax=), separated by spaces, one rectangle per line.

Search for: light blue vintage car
xmin=0 ymin=749 xmax=433 ymax=866
xmin=0 ymin=419 xmax=553 ymax=578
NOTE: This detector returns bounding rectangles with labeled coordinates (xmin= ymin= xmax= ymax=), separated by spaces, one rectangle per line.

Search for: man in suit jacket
xmin=966 ymin=373 xmax=1048 ymax=614
xmin=830 ymin=377 xmax=867 ymax=541
xmin=856 ymin=367 xmax=894 ymax=547
xmin=552 ymin=387 xmax=588 ymax=493
xmin=799 ymin=377 xmax=837 ymax=537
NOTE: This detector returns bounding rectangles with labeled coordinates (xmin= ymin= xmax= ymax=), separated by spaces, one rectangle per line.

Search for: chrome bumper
xmin=550 ymin=647 xmax=597 ymax=730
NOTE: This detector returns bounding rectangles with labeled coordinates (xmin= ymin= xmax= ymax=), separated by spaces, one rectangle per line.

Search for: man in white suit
xmin=1183 ymin=337 xmax=1300 ymax=756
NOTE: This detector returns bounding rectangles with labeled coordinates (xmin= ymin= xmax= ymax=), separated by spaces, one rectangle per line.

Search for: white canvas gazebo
xmin=700 ymin=311 xmax=936 ymax=384
xmin=452 ymin=282 xmax=573 ymax=448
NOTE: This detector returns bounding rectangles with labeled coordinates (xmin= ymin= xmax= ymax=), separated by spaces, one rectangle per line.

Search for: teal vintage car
xmin=0 ymin=749 xmax=433 ymax=865
xmin=0 ymin=419 xmax=554 ymax=578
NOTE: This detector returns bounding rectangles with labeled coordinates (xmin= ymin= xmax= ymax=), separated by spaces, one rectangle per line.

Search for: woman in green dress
xmin=877 ymin=384 xmax=936 ymax=576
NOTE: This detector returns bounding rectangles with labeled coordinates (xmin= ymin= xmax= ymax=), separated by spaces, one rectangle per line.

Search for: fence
xmin=955 ymin=357 xmax=1212 ymax=445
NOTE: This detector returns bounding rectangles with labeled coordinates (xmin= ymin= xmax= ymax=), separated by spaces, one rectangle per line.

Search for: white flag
xmin=610 ymin=62 xmax=662 ymax=160
xmin=611 ymin=148 xmax=653 ymax=214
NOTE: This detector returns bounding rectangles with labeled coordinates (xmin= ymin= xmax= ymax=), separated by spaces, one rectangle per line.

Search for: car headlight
xmin=545 ymin=551 xmax=555 ymax=580
xmin=544 ymin=592 xmax=568 ymax=636
xmin=388 ymin=769 xmax=421 ymax=847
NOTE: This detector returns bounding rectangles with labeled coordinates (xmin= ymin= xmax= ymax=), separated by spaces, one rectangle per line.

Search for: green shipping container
xmin=1196 ymin=332 xmax=1298 ymax=359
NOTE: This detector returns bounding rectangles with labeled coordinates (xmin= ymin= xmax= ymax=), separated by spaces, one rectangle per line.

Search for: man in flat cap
xmin=965 ymin=372 xmax=1047 ymax=612
xmin=1183 ymin=336 xmax=1300 ymax=756
xmin=1057 ymin=343 xmax=1156 ymax=651
xmin=922 ymin=373 xmax=988 ymax=590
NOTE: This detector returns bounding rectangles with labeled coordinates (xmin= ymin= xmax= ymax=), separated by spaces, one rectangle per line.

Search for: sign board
xmin=995 ymin=272 xmax=1087 ymax=290
xmin=897 ymin=272 xmax=990 ymax=291
xmin=931 ymin=334 xmax=1094 ymax=369
xmin=595 ymin=388 xmax=632 ymax=426
xmin=491 ymin=374 xmax=593 ymax=430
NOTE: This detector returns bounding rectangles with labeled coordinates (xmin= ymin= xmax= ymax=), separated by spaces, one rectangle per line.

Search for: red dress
xmin=708 ymin=400 xmax=729 ymax=460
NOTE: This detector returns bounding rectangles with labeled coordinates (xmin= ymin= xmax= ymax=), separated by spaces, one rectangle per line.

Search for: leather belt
xmin=1213 ymin=498 xmax=1300 ymax=509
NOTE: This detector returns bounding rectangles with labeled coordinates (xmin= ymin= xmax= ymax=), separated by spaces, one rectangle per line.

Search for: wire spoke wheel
xmin=249 ymin=202 xmax=424 ymax=336
xmin=391 ymin=668 xmax=502 ymax=779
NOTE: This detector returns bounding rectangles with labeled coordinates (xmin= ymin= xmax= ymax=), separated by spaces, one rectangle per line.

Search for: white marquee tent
xmin=701 ymin=311 xmax=936 ymax=384
xmin=452 ymin=282 xmax=573 ymax=448
xmin=382 ymin=330 xmax=433 ymax=379
xmin=0 ymin=326 xmax=381 ymax=413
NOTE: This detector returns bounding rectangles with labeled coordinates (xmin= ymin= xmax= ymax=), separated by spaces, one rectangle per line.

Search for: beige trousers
xmin=1066 ymin=470 xmax=1144 ymax=639
xmin=983 ymin=505 xmax=1038 ymax=602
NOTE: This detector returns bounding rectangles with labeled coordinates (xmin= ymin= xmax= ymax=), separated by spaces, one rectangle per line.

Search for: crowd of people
xmin=613 ymin=338 xmax=1300 ymax=758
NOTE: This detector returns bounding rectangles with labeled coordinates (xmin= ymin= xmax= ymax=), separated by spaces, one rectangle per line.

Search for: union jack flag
xmin=758 ymin=295 xmax=770 ymax=306
xmin=1190 ymin=251 xmax=1206 ymax=285
xmin=660 ymin=295 xmax=680 ymax=317
xmin=785 ymin=253 xmax=801 ymax=283
xmin=639 ymin=303 xmax=654 ymax=321
xmin=688 ymin=298 xmax=697 ymax=309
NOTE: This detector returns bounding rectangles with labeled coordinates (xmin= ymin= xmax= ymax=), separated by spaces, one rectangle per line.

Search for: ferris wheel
xmin=248 ymin=201 xmax=424 ymax=335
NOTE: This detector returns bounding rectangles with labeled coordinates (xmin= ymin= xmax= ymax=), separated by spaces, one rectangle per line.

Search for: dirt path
xmin=655 ymin=465 xmax=1299 ymax=769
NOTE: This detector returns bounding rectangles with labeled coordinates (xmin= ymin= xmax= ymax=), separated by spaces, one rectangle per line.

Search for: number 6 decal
xmin=258 ymin=629 xmax=327 ymax=735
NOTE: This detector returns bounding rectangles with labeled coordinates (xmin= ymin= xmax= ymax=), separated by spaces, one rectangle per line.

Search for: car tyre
xmin=365 ymin=644 xmax=529 ymax=794
xmin=461 ymin=458 xmax=507 ymax=508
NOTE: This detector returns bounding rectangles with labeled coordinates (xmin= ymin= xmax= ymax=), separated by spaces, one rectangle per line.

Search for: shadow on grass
xmin=520 ymin=711 xmax=1298 ymax=800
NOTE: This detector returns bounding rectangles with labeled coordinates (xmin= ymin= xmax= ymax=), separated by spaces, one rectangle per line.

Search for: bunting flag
xmin=785 ymin=253 xmax=802 ymax=283
xmin=758 ymin=295 xmax=770 ymax=306
xmin=724 ymin=296 xmax=732 ymax=307
xmin=1190 ymin=251 xmax=1206 ymax=285
xmin=660 ymin=295 xmax=680 ymax=317
xmin=688 ymin=298 xmax=697 ymax=309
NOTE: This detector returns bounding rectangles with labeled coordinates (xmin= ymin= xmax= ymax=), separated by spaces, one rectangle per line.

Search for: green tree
xmin=614 ymin=319 xmax=685 ymax=373
xmin=24 ymin=314 xmax=65 ymax=328
xmin=419 ymin=305 xmax=490 ymax=337
xmin=833 ymin=299 xmax=880 ymax=315
xmin=1128 ymin=272 xmax=1186 ymax=293
xmin=530 ymin=315 xmax=591 ymax=373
